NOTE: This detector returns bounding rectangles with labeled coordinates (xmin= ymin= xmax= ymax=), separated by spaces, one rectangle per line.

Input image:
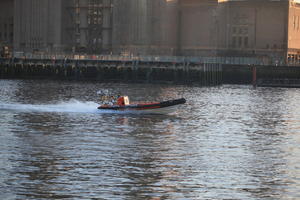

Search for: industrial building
xmin=111 ymin=0 xmax=220 ymax=57
xmin=0 ymin=0 xmax=14 ymax=55
xmin=65 ymin=0 xmax=113 ymax=54
xmin=217 ymin=0 xmax=300 ymax=65
xmin=112 ymin=0 xmax=179 ymax=56
xmin=179 ymin=0 xmax=219 ymax=56
xmin=1 ymin=0 xmax=300 ymax=65
xmin=13 ymin=0 xmax=68 ymax=54
xmin=217 ymin=0 xmax=290 ymax=65
xmin=13 ymin=0 xmax=113 ymax=55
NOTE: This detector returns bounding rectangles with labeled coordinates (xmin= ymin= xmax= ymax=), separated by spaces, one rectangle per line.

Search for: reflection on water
xmin=0 ymin=80 xmax=299 ymax=199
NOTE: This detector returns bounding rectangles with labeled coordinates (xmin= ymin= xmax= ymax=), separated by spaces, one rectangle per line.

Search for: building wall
xmin=9 ymin=0 xmax=300 ymax=64
xmin=146 ymin=0 xmax=179 ymax=55
xmin=63 ymin=0 xmax=113 ymax=54
xmin=14 ymin=0 xmax=113 ymax=55
xmin=102 ymin=0 xmax=113 ymax=52
xmin=255 ymin=2 xmax=287 ymax=54
xmin=112 ymin=0 xmax=148 ymax=55
xmin=0 ymin=0 xmax=14 ymax=50
xmin=217 ymin=0 xmax=288 ymax=63
xmin=112 ymin=0 xmax=178 ymax=56
xmin=14 ymin=0 xmax=65 ymax=54
xmin=180 ymin=0 xmax=219 ymax=56
xmin=287 ymin=1 xmax=300 ymax=64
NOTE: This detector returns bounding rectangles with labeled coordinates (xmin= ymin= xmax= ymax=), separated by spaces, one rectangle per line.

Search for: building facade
xmin=112 ymin=0 xmax=179 ymax=56
xmin=3 ymin=0 xmax=300 ymax=64
xmin=14 ymin=0 xmax=68 ymax=54
xmin=13 ymin=0 xmax=113 ymax=55
xmin=65 ymin=0 xmax=113 ymax=54
xmin=0 ymin=0 xmax=14 ymax=52
xmin=217 ymin=0 xmax=289 ymax=65
xmin=287 ymin=0 xmax=300 ymax=64
xmin=179 ymin=0 xmax=219 ymax=56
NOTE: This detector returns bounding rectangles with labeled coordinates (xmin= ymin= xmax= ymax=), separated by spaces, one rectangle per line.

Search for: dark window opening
xmin=238 ymin=37 xmax=242 ymax=47
xmin=239 ymin=28 xmax=242 ymax=34
xmin=232 ymin=27 xmax=236 ymax=34
xmin=232 ymin=37 xmax=236 ymax=48
xmin=244 ymin=37 xmax=248 ymax=47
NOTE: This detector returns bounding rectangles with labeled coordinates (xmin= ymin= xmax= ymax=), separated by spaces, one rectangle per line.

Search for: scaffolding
xmin=66 ymin=0 xmax=113 ymax=54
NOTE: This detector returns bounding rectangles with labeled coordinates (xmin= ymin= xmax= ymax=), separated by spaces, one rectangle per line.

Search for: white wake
xmin=0 ymin=100 xmax=101 ymax=114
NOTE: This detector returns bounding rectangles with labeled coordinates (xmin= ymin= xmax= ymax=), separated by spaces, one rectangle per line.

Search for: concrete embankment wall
xmin=223 ymin=65 xmax=253 ymax=84
xmin=1 ymin=59 xmax=300 ymax=87
xmin=0 ymin=59 xmax=222 ymax=85
xmin=223 ymin=64 xmax=300 ymax=86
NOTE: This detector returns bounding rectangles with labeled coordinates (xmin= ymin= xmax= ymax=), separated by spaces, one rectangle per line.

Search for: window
xmin=238 ymin=37 xmax=242 ymax=47
xmin=244 ymin=37 xmax=248 ymax=47
xmin=10 ymin=32 xmax=13 ymax=42
xmin=232 ymin=36 xmax=236 ymax=48
xmin=239 ymin=28 xmax=243 ymax=34
xmin=232 ymin=27 xmax=236 ymax=34
xmin=243 ymin=27 xmax=248 ymax=34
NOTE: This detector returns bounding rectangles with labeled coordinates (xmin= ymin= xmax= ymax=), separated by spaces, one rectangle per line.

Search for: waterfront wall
xmin=0 ymin=59 xmax=222 ymax=85
xmin=1 ymin=58 xmax=300 ymax=87
xmin=223 ymin=64 xmax=300 ymax=87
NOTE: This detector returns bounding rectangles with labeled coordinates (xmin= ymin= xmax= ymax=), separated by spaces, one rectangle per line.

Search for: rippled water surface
xmin=0 ymin=79 xmax=300 ymax=200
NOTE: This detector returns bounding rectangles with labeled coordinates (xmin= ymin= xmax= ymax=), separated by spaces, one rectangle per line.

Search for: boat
xmin=97 ymin=96 xmax=186 ymax=114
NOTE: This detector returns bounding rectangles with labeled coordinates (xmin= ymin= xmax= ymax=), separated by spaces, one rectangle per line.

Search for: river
xmin=0 ymin=79 xmax=299 ymax=199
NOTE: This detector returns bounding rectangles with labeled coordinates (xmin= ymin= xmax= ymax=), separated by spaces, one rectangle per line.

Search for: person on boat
xmin=116 ymin=95 xmax=130 ymax=106
xmin=117 ymin=96 xmax=125 ymax=106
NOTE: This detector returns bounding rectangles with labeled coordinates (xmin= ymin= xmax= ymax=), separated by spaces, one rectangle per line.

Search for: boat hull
xmin=97 ymin=98 xmax=186 ymax=114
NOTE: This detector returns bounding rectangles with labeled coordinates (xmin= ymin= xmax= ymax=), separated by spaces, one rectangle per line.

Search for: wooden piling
xmin=252 ymin=66 xmax=257 ymax=88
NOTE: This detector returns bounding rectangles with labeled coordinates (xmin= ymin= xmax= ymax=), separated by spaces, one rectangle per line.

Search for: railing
xmin=4 ymin=52 xmax=291 ymax=66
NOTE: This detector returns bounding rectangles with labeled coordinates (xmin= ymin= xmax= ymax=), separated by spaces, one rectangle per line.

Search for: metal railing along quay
xmin=5 ymin=52 xmax=288 ymax=66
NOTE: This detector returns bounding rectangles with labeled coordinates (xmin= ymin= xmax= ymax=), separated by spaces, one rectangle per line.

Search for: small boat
xmin=97 ymin=96 xmax=186 ymax=114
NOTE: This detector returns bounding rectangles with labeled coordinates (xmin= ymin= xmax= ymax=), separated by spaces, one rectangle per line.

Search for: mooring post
xmin=252 ymin=65 xmax=257 ymax=88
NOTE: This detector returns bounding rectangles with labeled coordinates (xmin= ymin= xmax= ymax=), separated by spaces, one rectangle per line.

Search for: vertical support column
xmin=79 ymin=0 xmax=88 ymax=49
xmin=252 ymin=65 xmax=257 ymax=88
xmin=102 ymin=0 xmax=112 ymax=52
xmin=176 ymin=0 xmax=182 ymax=56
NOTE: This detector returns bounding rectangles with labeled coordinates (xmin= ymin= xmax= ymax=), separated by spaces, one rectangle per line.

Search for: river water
xmin=0 ymin=79 xmax=299 ymax=200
